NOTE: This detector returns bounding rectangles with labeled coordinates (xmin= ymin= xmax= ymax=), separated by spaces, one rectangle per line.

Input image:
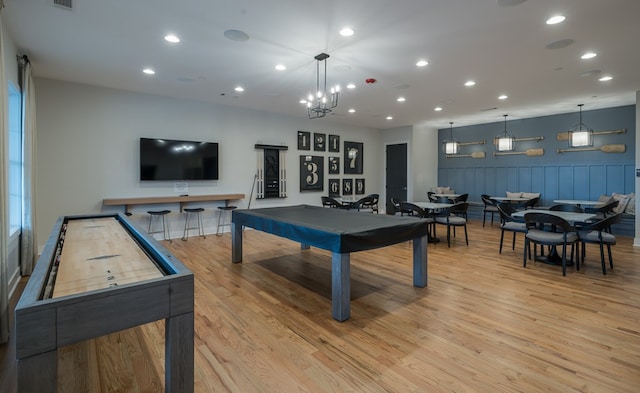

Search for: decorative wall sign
xmin=328 ymin=134 xmax=340 ymax=152
xmin=300 ymin=155 xmax=324 ymax=191
xmin=355 ymin=179 xmax=365 ymax=195
xmin=342 ymin=178 xmax=353 ymax=195
xmin=255 ymin=144 xmax=288 ymax=199
xmin=298 ymin=131 xmax=311 ymax=150
xmin=314 ymin=132 xmax=326 ymax=151
xmin=328 ymin=179 xmax=341 ymax=196
xmin=344 ymin=141 xmax=363 ymax=174
xmin=328 ymin=156 xmax=340 ymax=174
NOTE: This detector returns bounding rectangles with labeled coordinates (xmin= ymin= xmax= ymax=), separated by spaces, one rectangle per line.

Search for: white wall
xmin=411 ymin=122 xmax=439 ymax=200
xmin=34 ymin=78 xmax=382 ymax=248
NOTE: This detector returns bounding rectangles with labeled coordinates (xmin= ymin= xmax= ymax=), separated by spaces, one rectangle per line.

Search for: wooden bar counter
xmin=103 ymin=193 xmax=245 ymax=214
xmin=14 ymin=213 xmax=194 ymax=393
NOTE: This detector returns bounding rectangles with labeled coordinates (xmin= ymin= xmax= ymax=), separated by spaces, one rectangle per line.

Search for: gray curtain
xmin=0 ymin=15 xmax=11 ymax=344
xmin=20 ymin=60 xmax=37 ymax=275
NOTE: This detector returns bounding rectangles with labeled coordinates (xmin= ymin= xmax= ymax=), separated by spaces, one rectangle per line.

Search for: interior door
xmin=385 ymin=143 xmax=408 ymax=210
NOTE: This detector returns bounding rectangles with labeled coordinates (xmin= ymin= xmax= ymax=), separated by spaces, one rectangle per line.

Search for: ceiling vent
xmin=52 ymin=0 xmax=73 ymax=10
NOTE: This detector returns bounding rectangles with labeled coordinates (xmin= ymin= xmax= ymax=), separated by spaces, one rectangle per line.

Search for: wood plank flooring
xmin=2 ymin=218 xmax=639 ymax=392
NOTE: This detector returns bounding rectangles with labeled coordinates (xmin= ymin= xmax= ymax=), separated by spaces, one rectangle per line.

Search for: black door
xmin=386 ymin=143 xmax=408 ymax=210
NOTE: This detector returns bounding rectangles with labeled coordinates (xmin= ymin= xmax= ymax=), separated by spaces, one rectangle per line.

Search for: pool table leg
xmin=413 ymin=235 xmax=428 ymax=287
xmin=231 ymin=222 xmax=242 ymax=263
xmin=331 ymin=252 xmax=350 ymax=321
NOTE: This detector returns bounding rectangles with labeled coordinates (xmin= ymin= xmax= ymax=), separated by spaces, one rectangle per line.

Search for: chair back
xmin=549 ymin=204 xmax=584 ymax=213
xmin=524 ymin=212 xmax=576 ymax=233
xmin=524 ymin=197 xmax=540 ymax=209
xmin=447 ymin=202 xmax=468 ymax=219
xmin=354 ymin=195 xmax=375 ymax=211
xmin=454 ymin=193 xmax=469 ymax=203
xmin=481 ymin=194 xmax=497 ymax=207
xmin=367 ymin=194 xmax=380 ymax=212
xmin=427 ymin=191 xmax=437 ymax=202
xmin=399 ymin=202 xmax=427 ymax=218
xmin=585 ymin=200 xmax=619 ymax=216
xmin=497 ymin=202 xmax=519 ymax=223
xmin=386 ymin=199 xmax=398 ymax=215
xmin=580 ymin=212 xmax=623 ymax=232
xmin=321 ymin=196 xmax=343 ymax=209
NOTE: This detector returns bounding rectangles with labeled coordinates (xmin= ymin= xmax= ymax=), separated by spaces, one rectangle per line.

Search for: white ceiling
xmin=3 ymin=0 xmax=640 ymax=129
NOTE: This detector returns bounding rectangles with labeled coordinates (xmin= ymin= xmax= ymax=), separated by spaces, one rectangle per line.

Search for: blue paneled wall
xmin=437 ymin=105 xmax=635 ymax=206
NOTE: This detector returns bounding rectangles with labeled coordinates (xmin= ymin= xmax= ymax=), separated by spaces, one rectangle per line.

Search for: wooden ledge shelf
xmin=103 ymin=193 xmax=245 ymax=214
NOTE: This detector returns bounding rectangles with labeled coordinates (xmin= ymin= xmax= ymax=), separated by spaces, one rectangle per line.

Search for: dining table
xmin=512 ymin=209 xmax=597 ymax=266
xmin=552 ymin=199 xmax=604 ymax=208
xmin=491 ymin=196 xmax=532 ymax=203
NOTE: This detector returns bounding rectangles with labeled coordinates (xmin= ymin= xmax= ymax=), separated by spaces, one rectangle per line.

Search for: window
xmin=8 ymin=81 xmax=22 ymax=237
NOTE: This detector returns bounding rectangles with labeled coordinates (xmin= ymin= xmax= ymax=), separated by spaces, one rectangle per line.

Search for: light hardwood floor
xmin=2 ymin=218 xmax=639 ymax=392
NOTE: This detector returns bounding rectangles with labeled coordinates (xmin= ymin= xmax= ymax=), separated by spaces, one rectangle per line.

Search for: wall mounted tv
xmin=140 ymin=137 xmax=219 ymax=181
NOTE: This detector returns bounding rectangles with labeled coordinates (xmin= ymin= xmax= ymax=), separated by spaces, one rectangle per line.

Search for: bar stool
xmin=182 ymin=207 xmax=206 ymax=240
xmin=147 ymin=210 xmax=171 ymax=242
xmin=216 ymin=205 xmax=237 ymax=236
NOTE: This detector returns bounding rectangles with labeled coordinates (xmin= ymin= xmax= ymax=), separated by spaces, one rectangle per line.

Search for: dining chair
xmin=399 ymin=202 xmax=435 ymax=238
xmin=578 ymin=213 xmax=622 ymax=275
xmin=481 ymin=194 xmax=499 ymax=227
xmin=321 ymin=196 xmax=344 ymax=209
xmin=365 ymin=193 xmax=380 ymax=213
xmin=353 ymin=195 xmax=376 ymax=212
xmin=523 ymin=212 xmax=579 ymax=276
xmin=434 ymin=202 xmax=468 ymax=247
xmin=496 ymin=203 xmax=528 ymax=255
xmin=427 ymin=191 xmax=438 ymax=202
xmin=386 ymin=198 xmax=399 ymax=215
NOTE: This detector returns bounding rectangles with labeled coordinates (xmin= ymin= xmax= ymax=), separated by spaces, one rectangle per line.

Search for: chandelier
xmin=568 ymin=104 xmax=594 ymax=147
xmin=302 ymin=53 xmax=340 ymax=119
xmin=495 ymin=114 xmax=515 ymax=152
xmin=442 ymin=122 xmax=460 ymax=155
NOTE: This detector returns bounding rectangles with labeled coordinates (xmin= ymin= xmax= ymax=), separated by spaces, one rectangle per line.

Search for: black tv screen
xmin=140 ymin=137 xmax=219 ymax=181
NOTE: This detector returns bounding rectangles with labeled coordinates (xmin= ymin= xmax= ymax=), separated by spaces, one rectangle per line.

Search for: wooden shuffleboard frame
xmin=15 ymin=213 xmax=194 ymax=393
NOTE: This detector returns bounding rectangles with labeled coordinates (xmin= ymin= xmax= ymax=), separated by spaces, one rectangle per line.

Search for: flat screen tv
xmin=140 ymin=137 xmax=219 ymax=181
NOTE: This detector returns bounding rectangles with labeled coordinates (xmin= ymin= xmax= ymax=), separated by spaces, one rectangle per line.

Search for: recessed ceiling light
xmin=599 ymin=75 xmax=613 ymax=81
xmin=339 ymin=27 xmax=355 ymax=37
xmin=142 ymin=68 xmax=155 ymax=75
xmin=546 ymin=15 xmax=566 ymax=25
xmin=434 ymin=107 xmax=443 ymax=111
xmin=498 ymin=94 xmax=508 ymax=100
xmin=346 ymin=83 xmax=356 ymax=89
xmin=581 ymin=52 xmax=597 ymax=59
xmin=299 ymin=99 xmax=307 ymax=104
xmin=348 ymin=108 xmax=356 ymax=113
xmin=275 ymin=64 xmax=286 ymax=71
xmin=397 ymin=97 xmax=406 ymax=102
xmin=223 ymin=29 xmax=250 ymax=42
xmin=386 ymin=116 xmax=393 ymax=120
xmin=416 ymin=59 xmax=429 ymax=67
xmin=164 ymin=34 xmax=180 ymax=43
xmin=234 ymin=86 xmax=244 ymax=92
xmin=464 ymin=80 xmax=476 ymax=87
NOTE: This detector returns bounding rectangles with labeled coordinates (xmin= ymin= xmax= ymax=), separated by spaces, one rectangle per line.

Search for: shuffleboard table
xmin=15 ymin=213 xmax=194 ymax=393
xmin=231 ymin=205 xmax=429 ymax=321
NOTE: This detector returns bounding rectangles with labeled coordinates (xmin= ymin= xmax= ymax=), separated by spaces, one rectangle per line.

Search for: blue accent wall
xmin=437 ymin=105 xmax=636 ymax=206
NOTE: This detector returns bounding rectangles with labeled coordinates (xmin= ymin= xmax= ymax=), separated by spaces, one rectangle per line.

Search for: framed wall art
xmin=297 ymin=131 xmax=311 ymax=150
xmin=328 ymin=179 xmax=341 ymax=196
xmin=299 ymin=155 xmax=324 ymax=192
xmin=314 ymin=132 xmax=326 ymax=151
xmin=344 ymin=141 xmax=363 ymax=174
xmin=342 ymin=178 xmax=353 ymax=195
xmin=328 ymin=134 xmax=340 ymax=152
xmin=355 ymin=178 xmax=365 ymax=195
xmin=328 ymin=156 xmax=340 ymax=174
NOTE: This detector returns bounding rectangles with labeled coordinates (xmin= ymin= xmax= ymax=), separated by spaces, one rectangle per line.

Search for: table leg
xmin=231 ymin=222 xmax=243 ymax=263
xmin=165 ymin=312 xmax=194 ymax=393
xmin=17 ymin=350 xmax=57 ymax=393
xmin=413 ymin=235 xmax=428 ymax=287
xmin=331 ymin=252 xmax=350 ymax=321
